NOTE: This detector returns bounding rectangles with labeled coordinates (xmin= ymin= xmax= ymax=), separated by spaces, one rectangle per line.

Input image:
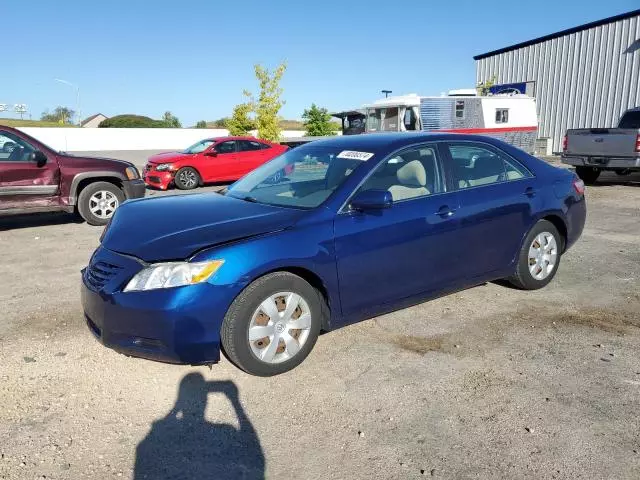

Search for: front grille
xmin=85 ymin=260 xmax=122 ymax=291
xmin=148 ymin=176 xmax=161 ymax=183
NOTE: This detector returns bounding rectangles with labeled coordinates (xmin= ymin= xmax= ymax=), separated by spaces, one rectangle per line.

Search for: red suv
xmin=143 ymin=136 xmax=288 ymax=190
xmin=0 ymin=126 xmax=145 ymax=225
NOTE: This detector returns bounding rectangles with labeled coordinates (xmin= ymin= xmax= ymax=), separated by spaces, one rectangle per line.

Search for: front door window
xmin=0 ymin=131 xmax=36 ymax=162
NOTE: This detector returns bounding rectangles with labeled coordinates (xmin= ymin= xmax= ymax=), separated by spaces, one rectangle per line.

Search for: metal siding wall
xmin=475 ymin=14 xmax=640 ymax=151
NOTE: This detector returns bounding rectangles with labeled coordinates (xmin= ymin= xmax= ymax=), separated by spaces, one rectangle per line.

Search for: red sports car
xmin=143 ymin=136 xmax=288 ymax=190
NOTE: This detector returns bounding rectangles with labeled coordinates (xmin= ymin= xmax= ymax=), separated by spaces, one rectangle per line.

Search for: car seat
xmin=388 ymin=160 xmax=430 ymax=201
xmin=466 ymin=155 xmax=505 ymax=187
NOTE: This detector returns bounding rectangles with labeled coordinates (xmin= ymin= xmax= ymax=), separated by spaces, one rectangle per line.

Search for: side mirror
xmin=30 ymin=151 xmax=47 ymax=167
xmin=350 ymin=189 xmax=393 ymax=211
xmin=204 ymin=150 xmax=218 ymax=157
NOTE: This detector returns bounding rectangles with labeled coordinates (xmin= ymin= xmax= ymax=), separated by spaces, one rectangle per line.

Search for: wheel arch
xmin=251 ymin=266 xmax=334 ymax=332
xmin=70 ymin=172 xmax=125 ymax=206
xmin=175 ymin=165 xmax=203 ymax=185
xmin=540 ymin=214 xmax=568 ymax=252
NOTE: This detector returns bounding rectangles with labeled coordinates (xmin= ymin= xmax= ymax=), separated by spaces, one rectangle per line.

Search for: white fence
xmin=17 ymin=128 xmax=308 ymax=152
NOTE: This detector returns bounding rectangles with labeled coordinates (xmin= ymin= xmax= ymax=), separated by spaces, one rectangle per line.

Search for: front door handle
xmin=436 ymin=205 xmax=456 ymax=218
xmin=524 ymin=187 xmax=537 ymax=197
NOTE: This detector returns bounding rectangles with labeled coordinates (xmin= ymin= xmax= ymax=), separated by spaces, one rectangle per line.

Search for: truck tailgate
xmin=566 ymin=128 xmax=638 ymax=157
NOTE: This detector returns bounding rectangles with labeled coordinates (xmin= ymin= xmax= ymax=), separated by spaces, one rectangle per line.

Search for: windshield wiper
xmin=240 ymin=195 xmax=259 ymax=203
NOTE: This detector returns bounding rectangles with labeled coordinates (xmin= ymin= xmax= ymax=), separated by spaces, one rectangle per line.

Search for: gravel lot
xmin=1 ymin=166 xmax=640 ymax=479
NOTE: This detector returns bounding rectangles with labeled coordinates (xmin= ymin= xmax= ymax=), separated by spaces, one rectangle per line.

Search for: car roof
xmin=303 ymin=132 xmax=506 ymax=151
xmin=204 ymin=136 xmax=270 ymax=142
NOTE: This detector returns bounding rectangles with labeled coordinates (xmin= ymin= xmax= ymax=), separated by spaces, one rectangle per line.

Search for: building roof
xmin=474 ymin=8 xmax=640 ymax=60
xmin=80 ymin=113 xmax=107 ymax=126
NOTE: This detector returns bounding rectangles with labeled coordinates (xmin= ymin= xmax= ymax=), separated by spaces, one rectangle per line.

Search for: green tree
xmin=226 ymin=103 xmax=255 ymax=136
xmin=99 ymin=115 xmax=166 ymax=128
xmin=162 ymin=111 xmax=181 ymax=128
xmin=210 ymin=118 xmax=229 ymax=128
xmin=302 ymin=104 xmax=338 ymax=137
xmin=41 ymin=106 xmax=75 ymax=124
xmin=195 ymin=120 xmax=207 ymax=128
xmin=245 ymin=62 xmax=287 ymax=141
xmin=476 ymin=75 xmax=497 ymax=96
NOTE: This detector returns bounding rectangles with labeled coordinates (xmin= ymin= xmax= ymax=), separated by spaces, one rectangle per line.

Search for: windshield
xmin=366 ymin=107 xmax=399 ymax=132
xmin=226 ymin=145 xmax=371 ymax=209
xmin=183 ymin=139 xmax=214 ymax=154
xmin=618 ymin=111 xmax=640 ymax=129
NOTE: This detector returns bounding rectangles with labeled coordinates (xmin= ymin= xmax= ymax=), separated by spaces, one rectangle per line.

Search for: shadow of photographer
xmin=134 ymin=373 xmax=264 ymax=479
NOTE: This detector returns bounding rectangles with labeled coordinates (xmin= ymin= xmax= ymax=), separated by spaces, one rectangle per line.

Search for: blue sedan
xmin=81 ymin=133 xmax=586 ymax=376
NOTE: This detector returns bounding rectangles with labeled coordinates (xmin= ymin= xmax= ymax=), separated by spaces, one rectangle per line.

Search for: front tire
xmin=575 ymin=166 xmax=600 ymax=185
xmin=507 ymin=220 xmax=562 ymax=290
xmin=221 ymin=272 xmax=323 ymax=376
xmin=174 ymin=167 xmax=200 ymax=190
xmin=77 ymin=181 xmax=124 ymax=226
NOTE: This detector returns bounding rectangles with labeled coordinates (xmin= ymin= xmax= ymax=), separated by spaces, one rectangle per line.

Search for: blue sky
xmin=3 ymin=0 xmax=638 ymax=126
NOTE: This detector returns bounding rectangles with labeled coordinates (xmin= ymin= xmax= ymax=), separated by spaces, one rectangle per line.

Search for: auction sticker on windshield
xmin=336 ymin=150 xmax=375 ymax=161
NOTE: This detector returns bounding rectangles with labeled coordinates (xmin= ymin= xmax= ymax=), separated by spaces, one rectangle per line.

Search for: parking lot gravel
xmin=1 ymin=169 xmax=640 ymax=479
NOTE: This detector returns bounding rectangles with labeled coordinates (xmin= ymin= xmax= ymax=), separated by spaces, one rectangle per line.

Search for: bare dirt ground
xmin=1 ymin=170 xmax=640 ymax=479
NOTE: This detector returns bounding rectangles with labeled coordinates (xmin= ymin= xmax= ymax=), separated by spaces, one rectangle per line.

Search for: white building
xmin=80 ymin=113 xmax=108 ymax=128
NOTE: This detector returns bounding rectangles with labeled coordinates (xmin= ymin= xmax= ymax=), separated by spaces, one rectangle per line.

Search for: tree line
xmin=45 ymin=62 xmax=339 ymax=139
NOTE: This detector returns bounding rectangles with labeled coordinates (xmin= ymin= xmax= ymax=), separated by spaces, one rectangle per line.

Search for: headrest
xmin=473 ymin=155 xmax=504 ymax=176
xmin=396 ymin=160 xmax=426 ymax=187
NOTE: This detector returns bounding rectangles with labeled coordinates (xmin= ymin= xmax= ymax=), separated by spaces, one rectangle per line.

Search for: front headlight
xmin=155 ymin=163 xmax=174 ymax=172
xmin=123 ymin=260 xmax=224 ymax=292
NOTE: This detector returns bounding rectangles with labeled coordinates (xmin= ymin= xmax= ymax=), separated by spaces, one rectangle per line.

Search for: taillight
xmin=635 ymin=133 xmax=640 ymax=152
xmin=573 ymin=177 xmax=585 ymax=196
xmin=562 ymin=135 xmax=568 ymax=152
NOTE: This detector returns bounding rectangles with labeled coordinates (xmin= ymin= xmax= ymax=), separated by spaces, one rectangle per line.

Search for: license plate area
xmin=588 ymin=157 xmax=607 ymax=165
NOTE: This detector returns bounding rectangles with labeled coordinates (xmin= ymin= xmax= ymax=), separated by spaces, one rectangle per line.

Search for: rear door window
xmin=446 ymin=143 xmax=532 ymax=190
xmin=238 ymin=140 xmax=265 ymax=152
xmin=618 ymin=111 xmax=640 ymax=129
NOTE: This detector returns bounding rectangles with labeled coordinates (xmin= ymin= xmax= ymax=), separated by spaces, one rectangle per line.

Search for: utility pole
xmin=381 ymin=90 xmax=392 ymax=98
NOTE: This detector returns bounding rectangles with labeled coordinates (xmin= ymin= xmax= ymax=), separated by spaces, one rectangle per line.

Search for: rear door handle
xmin=524 ymin=187 xmax=537 ymax=197
xmin=436 ymin=205 xmax=456 ymax=218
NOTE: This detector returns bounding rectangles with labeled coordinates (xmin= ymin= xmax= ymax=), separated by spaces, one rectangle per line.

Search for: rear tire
xmin=507 ymin=220 xmax=562 ymax=290
xmin=575 ymin=166 xmax=600 ymax=185
xmin=174 ymin=167 xmax=200 ymax=190
xmin=77 ymin=181 xmax=124 ymax=226
xmin=221 ymin=272 xmax=323 ymax=376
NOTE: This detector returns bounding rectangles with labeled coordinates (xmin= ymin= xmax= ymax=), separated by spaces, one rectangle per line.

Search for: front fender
xmin=67 ymin=171 xmax=127 ymax=205
xmin=192 ymin=219 xmax=342 ymax=328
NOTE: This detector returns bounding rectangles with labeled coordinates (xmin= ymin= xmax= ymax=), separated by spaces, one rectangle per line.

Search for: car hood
xmin=101 ymin=193 xmax=304 ymax=262
xmin=58 ymin=153 xmax=135 ymax=171
xmin=148 ymin=151 xmax=191 ymax=164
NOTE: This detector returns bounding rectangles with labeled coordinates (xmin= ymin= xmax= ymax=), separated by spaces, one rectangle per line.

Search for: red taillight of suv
xmin=635 ymin=133 xmax=640 ymax=152
xmin=573 ymin=177 xmax=585 ymax=196
xmin=562 ymin=135 xmax=568 ymax=152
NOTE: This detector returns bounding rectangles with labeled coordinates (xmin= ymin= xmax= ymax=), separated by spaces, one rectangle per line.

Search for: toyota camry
xmin=81 ymin=133 xmax=586 ymax=376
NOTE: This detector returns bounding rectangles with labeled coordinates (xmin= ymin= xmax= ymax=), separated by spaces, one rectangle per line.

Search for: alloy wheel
xmin=89 ymin=190 xmax=119 ymax=219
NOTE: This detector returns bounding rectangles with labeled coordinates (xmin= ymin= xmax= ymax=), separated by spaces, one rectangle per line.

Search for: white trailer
xmin=363 ymin=91 xmax=538 ymax=153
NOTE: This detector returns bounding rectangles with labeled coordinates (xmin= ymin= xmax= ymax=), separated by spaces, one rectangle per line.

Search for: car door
xmin=0 ymin=130 xmax=60 ymax=211
xmin=443 ymin=141 xmax=538 ymax=279
xmin=237 ymin=140 xmax=269 ymax=175
xmin=333 ymin=144 xmax=464 ymax=319
xmin=201 ymin=140 xmax=240 ymax=182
